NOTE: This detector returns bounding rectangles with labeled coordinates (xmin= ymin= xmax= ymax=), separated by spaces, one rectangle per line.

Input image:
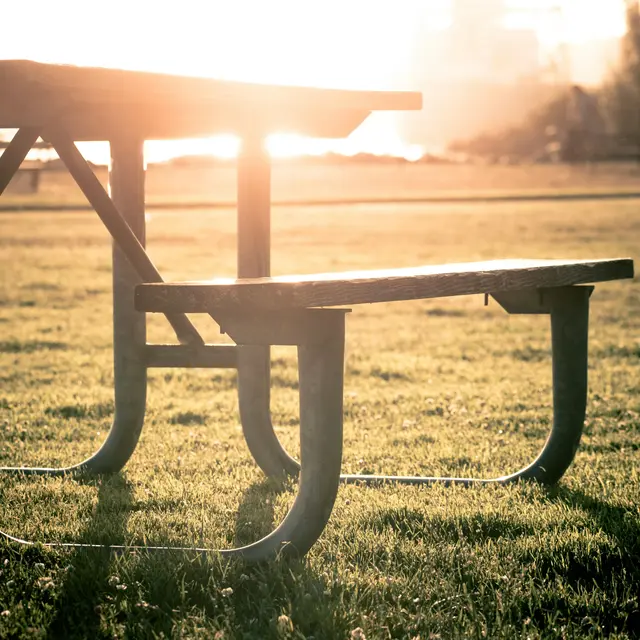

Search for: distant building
xmin=5 ymin=161 xmax=44 ymax=194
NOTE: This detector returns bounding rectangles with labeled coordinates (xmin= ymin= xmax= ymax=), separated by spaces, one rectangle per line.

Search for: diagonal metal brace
xmin=44 ymin=129 xmax=203 ymax=346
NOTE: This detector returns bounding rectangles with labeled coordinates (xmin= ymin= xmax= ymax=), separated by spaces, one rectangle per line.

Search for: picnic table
xmin=0 ymin=61 xmax=634 ymax=560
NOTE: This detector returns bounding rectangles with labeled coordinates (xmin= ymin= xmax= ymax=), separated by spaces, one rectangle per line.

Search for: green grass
xmin=0 ymin=198 xmax=639 ymax=639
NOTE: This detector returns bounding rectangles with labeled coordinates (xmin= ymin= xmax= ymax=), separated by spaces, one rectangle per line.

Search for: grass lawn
xmin=0 ymin=196 xmax=639 ymax=638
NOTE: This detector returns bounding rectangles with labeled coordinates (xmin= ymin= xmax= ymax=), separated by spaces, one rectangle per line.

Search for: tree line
xmin=449 ymin=1 xmax=640 ymax=164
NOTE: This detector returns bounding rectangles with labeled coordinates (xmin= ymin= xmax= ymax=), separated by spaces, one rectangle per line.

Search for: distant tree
xmin=563 ymin=85 xmax=606 ymax=162
xmin=604 ymin=0 xmax=640 ymax=158
xmin=451 ymin=2 xmax=640 ymax=165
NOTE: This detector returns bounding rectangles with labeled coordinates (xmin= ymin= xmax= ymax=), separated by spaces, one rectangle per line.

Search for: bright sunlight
xmin=1 ymin=0 xmax=628 ymax=162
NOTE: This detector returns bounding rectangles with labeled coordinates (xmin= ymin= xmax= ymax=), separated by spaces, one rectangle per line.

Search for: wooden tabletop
xmin=0 ymin=60 xmax=422 ymax=141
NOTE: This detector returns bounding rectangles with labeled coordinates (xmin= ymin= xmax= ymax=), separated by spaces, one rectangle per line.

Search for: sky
xmin=0 ymin=0 xmax=629 ymax=161
xmin=1 ymin=1 xmax=627 ymax=82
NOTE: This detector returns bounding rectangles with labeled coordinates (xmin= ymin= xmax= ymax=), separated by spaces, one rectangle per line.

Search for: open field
xmin=0 ymin=195 xmax=639 ymax=638
xmin=3 ymin=161 xmax=640 ymax=209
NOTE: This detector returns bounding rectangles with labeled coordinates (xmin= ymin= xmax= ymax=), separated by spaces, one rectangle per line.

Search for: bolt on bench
xmin=0 ymin=61 xmax=635 ymax=560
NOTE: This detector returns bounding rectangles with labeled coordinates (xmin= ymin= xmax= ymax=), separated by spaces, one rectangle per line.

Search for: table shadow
xmin=46 ymin=473 xmax=134 ymax=638
xmin=233 ymin=477 xmax=283 ymax=548
xmin=42 ymin=473 xmax=335 ymax=638
xmin=545 ymin=483 xmax=640 ymax=559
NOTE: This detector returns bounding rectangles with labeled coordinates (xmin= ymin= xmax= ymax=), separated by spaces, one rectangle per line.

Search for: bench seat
xmin=135 ymin=258 xmax=634 ymax=313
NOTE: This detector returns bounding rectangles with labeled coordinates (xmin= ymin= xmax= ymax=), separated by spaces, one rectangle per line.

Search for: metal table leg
xmin=4 ymin=309 xmax=347 ymax=560
xmin=236 ymin=137 xmax=298 ymax=478
xmin=82 ymin=136 xmax=148 ymax=473
xmin=222 ymin=309 xmax=347 ymax=559
xmin=0 ymin=136 xmax=149 ymax=474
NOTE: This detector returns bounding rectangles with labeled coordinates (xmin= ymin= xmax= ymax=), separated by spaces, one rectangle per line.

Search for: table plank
xmin=0 ymin=60 xmax=422 ymax=140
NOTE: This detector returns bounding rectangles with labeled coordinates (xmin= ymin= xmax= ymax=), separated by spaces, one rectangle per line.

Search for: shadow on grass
xmin=524 ymin=485 xmax=640 ymax=634
xmin=546 ymin=484 xmax=640 ymax=576
xmin=46 ymin=473 xmax=133 ymax=638
xmin=38 ymin=475 xmax=342 ymax=638
xmin=553 ymin=484 xmax=639 ymax=534
xmin=349 ymin=485 xmax=640 ymax=636
xmin=233 ymin=477 xmax=282 ymax=547
xmin=360 ymin=505 xmax=537 ymax=544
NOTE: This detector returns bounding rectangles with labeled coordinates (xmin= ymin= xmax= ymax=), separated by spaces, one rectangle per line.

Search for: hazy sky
xmin=1 ymin=0 xmax=629 ymax=159
xmin=1 ymin=0 xmax=627 ymax=87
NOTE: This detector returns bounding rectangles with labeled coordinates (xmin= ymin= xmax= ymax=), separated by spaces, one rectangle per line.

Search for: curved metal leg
xmin=239 ymin=287 xmax=592 ymax=487
xmin=238 ymin=347 xmax=300 ymax=479
xmin=340 ymin=286 xmax=592 ymax=486
xmin=3 ymin=311 xmax=346 ymax=561
xmin=226 ymin=327 xmax=344 ymax=559
xmin=0 ymin=326 xmax=147 ymax=476
xmin=0 ymin=136 xmax=148 ymax=476
xmin=502 ymin=286 xmax=590 ymax=483
xmin=236 ymin=137 xmax=300 ymax=480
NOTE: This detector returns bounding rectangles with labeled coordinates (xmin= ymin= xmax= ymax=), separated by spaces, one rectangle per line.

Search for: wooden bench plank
xmin=135 ymin=258 xmax=634 ymax=313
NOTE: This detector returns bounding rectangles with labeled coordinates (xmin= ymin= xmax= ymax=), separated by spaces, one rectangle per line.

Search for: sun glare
xmin=4 ymin=0 xmax=425 ymax=162
xmin=2 ymin=0 xmax=629 ymax=163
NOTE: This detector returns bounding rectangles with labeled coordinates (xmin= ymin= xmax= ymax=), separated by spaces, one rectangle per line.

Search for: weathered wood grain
xmin=135 ymin=258 xmax=635 ymax=313
xmin=0 ymin=60 xmax=421 ymax=141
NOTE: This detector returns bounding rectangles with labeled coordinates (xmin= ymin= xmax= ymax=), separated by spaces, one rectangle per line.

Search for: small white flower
xmin=37 ymin=577 xmax=54 ymax=590
xmin=351 ymin=628 xmax=366 ymax=640
xmin=220 ymin=587 xmax=233 ymax=597
xmin=277 ymin=614 xmax=293 ymax=633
